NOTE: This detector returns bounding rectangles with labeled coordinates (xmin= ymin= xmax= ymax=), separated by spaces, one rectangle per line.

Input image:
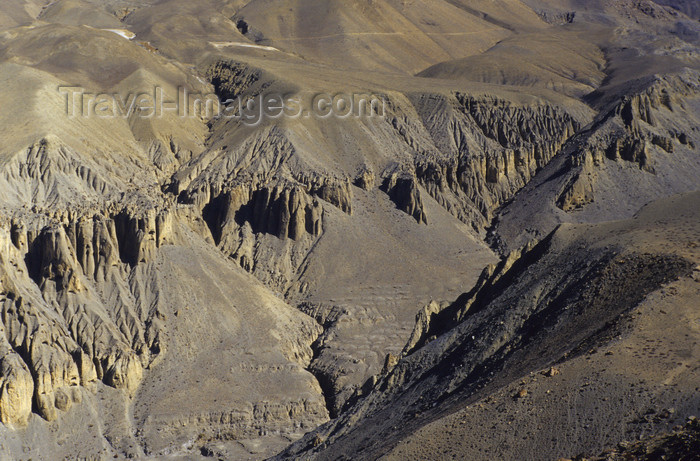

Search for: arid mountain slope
xmin=653 ymin=0 xmax=700 ymax=20
xmin=492 ymin=69 xmax=700 ymax=252
xmin=278 ymin=191 xmax=700 ymax=460
xmin=0 ymin=0 xmax=697 ymax=459
xmin=231 ymin=0 xmax=521 ymax=74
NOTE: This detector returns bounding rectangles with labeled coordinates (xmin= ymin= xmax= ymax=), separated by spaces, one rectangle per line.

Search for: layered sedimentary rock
xmin=402 ymin=240 xmax=538 ymax=356
xmin=0 ymin=205 xmax=174 ymax=423
xmin=380 ymin=173 xmax=427 ymax=224
xmin=0 ymin=1 xmax=698 ymax=459
xmin=0 ymin=345 xmax=33 ymax=428
xmin=278 ymin=192 xmax=700 ymax=461
xmin=0 ymin=200 xmax=330 ymax=457
xmin=487 ymin=68 xmax=700 ymax=253
xmin=407 ymin=92 xmax=582 ymax=229
xmin=556 ymin=71 xmax=699 ymax=211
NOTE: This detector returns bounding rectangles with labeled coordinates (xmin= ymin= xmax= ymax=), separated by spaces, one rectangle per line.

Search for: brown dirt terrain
xmin=278 ymin=192 xmax=700 ymax=460
xmin=0 ymin=0 xmax=697 ymax=459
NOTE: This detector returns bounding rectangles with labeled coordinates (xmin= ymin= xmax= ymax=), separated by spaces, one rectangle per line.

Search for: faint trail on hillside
xmin=266 ymin=28 xmax=502 ymax=41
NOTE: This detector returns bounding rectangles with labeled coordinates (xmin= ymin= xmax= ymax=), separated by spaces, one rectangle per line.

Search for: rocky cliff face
xmin=556 ymin=71 xmax=699 ymax=211
xmin=203 ymin=182 xmax=323 ymax=243
xmin=0 ymin=341 xmax=33 ymax=428
xmin=277 ymin=192 xmax=700 ymax=460
xmin=152 ymin=77 xmax=588 ymax=416
xmin=0 ymin=205 xmax=174 ymax=424
xmin=487 ymin=68 xmax=700 ymax=253
xmin=0 ymin=195 xmax=329 ymax=456
xmin=402 ymin=240 xmax=538 ymax=356
xmin=380 ymin=173 xmax=427 ymax=224
xmin=406 ymin=92 xmax=582 ymax=229
xmin=0 ymin=1 xmax=698 ymax=459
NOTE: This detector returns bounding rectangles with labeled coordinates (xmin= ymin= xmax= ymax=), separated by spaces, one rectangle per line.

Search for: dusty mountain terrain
xmin=0 ymin=0 xmax=698 ymax=459
xmin=279 ymin=191 xmax=700 ymax=460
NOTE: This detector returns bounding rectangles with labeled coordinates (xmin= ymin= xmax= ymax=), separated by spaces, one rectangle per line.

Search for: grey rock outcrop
xmin=380 ymin=173 xmax=427 ymax=224
xmin=555 ymin=71 xmax=699 ymax=212
xmin=276 ymin=193 xmax=700 ymax=460
xmin=0 ymin=207 xmax=173 ymax=422
xmin=0 ymin=346 xmax=33 ymax=428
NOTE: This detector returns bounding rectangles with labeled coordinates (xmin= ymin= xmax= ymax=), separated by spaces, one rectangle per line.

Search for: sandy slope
xmin=0 ymin=0 xmax=697 ymax=459
xmin=279 ymin=191 xmax=700 ymax=460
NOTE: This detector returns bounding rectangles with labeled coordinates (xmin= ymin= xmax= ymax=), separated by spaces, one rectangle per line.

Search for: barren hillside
xmin=0 ymin=0 xmax=698 ymax=459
